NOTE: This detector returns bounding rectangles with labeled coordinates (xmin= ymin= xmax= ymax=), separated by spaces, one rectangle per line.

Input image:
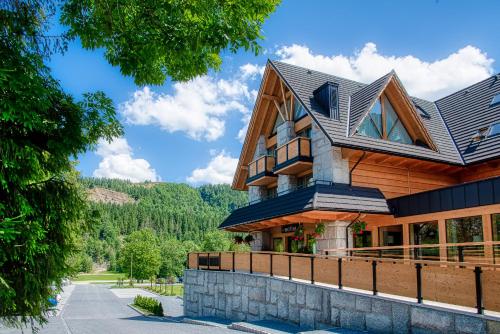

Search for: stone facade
xmin=277 ymin=120 xmax=297 ymax=194
xmin=316 ymin=221 xmax=353 ymax=251
xmin=311 ymin=122 xmax=349 ymax=184
xmin=248 ymin=135 xmax=268 ymax=203
xmin=184 ymin=269 xmax=500 ymax=334
xmin=249 ymin=231 xmax=270 ymax=251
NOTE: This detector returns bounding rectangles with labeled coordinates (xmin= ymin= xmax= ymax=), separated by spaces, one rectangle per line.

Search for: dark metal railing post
xmin=207 ymin=253 xmax=210 ymax=270
xmin=474 ymin=266 xmax=484 ymax=314
xmin=338 ymin=258 xmax=343 ymax=289
xmin=416 ymin=263 xmax=422 ymax=303
xmin=372 ymin=260 xmax=377 ymax=295
xmin=310 ymin=257 xmax=315 ymax=284
xmin=270 ymin=254 xmax=273 ymax=277
xmin=325 ymin=251 xmax=329 ymax=256
xmin=378 ymin=250 xmax=383 ymax=258
xmin=288 ymin=255 xmax=292 ymax=280
xmin=219 ymin=252 xmax=222 ymax=271
xmin=250 ymin=252 xmax=253 ymax=274
xmin=197 ymin=253 xmax=200 ymax=270
xmin=232 ymin=252 xmax=235 ymax=272
xmin=298 ymin=138 xmax=302 ymax=157
xmin=458 ymin=246 xmax=465 ymax=268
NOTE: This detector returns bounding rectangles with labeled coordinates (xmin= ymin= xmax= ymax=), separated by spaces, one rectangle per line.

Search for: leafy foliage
xmin=119 ymin=229 xmax=161 ymax=280
xmin=61 ymin=0 xmax=280 ymax=84
xmin=133 ymin=295 xmax=163 ymax=316
xmin=0 ymin=0 xmax=122 ymax=327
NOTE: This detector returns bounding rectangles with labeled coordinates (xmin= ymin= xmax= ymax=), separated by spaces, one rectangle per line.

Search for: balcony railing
xmin=188 ymin=246 xmax=500 ymax=315
xmin=274 ymin=137 xmax=312 ymax=174
xmin=246 ymin=155 xmax=277 ymax=186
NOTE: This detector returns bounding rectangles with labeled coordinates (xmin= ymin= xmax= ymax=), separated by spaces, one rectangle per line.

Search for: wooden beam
xmin=273 ymin=100 xmax=287 ymax=122
xmin=279 ymin=80 xmax=290 ymax=120
xmin=262 ymin=94 xmax=280 ymax=102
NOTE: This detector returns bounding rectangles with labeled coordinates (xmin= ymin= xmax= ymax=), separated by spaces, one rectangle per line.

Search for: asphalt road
xmin=0 ymin=284 xmax=240 ymax=334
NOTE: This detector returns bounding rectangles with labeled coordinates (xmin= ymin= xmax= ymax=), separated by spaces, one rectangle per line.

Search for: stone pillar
xmin=277 ymin=120 xmax=297 ymax=194
xmin=248 ymin=135 xmax=268 ymax=203
xmin=316 ymin=221 xmax=352 ymax=253
xmin=249 ymin=231 xmax=271 ymax=251
xmin=311 ymin=122 xmax=349 ymax=184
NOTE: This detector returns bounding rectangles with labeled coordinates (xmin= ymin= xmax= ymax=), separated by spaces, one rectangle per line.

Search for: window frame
xmin=357 ymin=93 xmax=414 ymax=145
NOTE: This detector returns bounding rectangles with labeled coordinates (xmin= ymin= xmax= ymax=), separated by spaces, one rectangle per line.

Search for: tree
xmin=200 ymin=230 xmax=232 ymax=251
xmin=119 ymin=229 xmax=161 ymax=280
xmin=61 ymin=0 xmax=280 ymax=84
xmin=159 ymin=238 xmax=186 ymax=278
xmin=0 ymin=1 xmax=122 ymax=328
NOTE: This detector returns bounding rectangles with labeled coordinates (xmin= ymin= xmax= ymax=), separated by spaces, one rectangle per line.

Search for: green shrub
xmin=133 ymin=295 xmax=163 ymax=316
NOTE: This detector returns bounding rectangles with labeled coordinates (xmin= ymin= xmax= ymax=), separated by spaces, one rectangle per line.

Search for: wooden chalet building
xmin=221 ymin=60 xmax=500 ymax=258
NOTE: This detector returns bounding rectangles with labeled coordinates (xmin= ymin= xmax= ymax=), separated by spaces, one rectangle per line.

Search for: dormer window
xmin=471 ymin=127 xmax=489 ymax=142
xmin=357 ymin=94 xmax=413 ymax=145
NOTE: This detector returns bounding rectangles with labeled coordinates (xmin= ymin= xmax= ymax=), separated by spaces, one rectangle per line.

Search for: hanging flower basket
xmin=351 ymin=221 xmax=366 ymax=235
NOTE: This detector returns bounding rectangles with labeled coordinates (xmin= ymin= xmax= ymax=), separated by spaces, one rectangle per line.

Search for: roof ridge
xmin=433 ymin=71 xmax=500 ymax=103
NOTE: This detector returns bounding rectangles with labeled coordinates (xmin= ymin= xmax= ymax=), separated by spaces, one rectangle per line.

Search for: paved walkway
xmin=0 ymin=284 xmax=241 ymax=334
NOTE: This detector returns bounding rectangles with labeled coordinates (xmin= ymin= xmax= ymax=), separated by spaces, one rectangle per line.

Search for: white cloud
xmin=186 ymin=150 xmax=238 ymax=185
xmin=121 ymin=64 xmax=261 ymax=142
xmin=93 ymin=138 xmax=160 ymax=183
xmin=276 ymin=43 xmax=494 ymax=100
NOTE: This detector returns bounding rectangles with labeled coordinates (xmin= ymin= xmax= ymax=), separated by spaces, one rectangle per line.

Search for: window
xmin=472 ymin=127 xmax=490 ymax=142
xmin=492 ymin=214 xmax=500 ymax=241
xmin=491 ymin=93 xmax=500 ymax=107
xmin=354 ymin=231 xmax=372 ymax=248
xmin=330 ymin=84 xmax=339 ymax=119
xmin=379 ymin=225 xmax=403 ymax=246
xmin=267 ymin=145 xmax=276 ymax=157
xmin=272 ymin=112 xmax=284 ymax=135
xmin=357 ymin=94 xmax=413 ymax=145
xmin=296 ymin=127 xmax=311 ymax=138
xmin=446 ymin=216 xmax=483 ymax=243
xmin=489 ymin=123 xmax=500 ymax=138
xmin=293 ymin=96 xmax=307 ymax=120
xmin=266 ymin=186 xmax=277 ymax=200
xmin=297 ymin=174 xmax=313 ymax=189
xmin=410 ymin=221 xmax=439 ymax=245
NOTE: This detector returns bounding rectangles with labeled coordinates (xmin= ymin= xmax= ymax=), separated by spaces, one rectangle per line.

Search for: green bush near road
xmin=133 ymin=295 xmax=163 ymax=316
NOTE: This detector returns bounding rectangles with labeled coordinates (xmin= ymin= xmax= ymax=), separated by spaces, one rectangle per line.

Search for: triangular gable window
xmin=272 ymin=112 xmax=284 ymax=135
xmin=357 ymin=94 xmax=413 ymax=145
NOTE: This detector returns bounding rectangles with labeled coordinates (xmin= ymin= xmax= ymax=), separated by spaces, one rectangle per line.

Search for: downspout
xmin=349 ymin=151 xmax=366 ymax=186
xmin=345 ymin=213 xmax=362 ymax=250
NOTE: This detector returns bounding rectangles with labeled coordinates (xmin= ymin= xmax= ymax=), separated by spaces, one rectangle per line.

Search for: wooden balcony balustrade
xmin=188 ymin=243 xmax=500 ymax=315
xmin=274 ymin=137 xmax=312 ymax=175
xmin=246 ymin=155 xmax=277 ymax=186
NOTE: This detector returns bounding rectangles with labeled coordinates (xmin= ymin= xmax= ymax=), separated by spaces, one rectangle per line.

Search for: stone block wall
xmin=184 ymin=269 xmax=500 ymax=334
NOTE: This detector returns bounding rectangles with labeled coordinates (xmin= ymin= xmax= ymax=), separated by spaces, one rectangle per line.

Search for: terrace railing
xmin=188 ymin=248 xmax=500 ymax=315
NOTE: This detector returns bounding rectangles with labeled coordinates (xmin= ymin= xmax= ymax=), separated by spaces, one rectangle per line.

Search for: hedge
xmin=133 ymin=295 xmax=163 ymax=316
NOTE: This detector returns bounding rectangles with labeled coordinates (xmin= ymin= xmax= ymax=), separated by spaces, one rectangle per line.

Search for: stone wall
xmin=184 ymin=269 xmax=500 ymax=334
xmin=311 ymin=122 xmax=349 ymax=184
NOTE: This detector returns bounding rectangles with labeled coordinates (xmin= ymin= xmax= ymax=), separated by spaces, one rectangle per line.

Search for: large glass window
xmin=410 ymin=221 xmax=439 ymax=245
xmin=492 ymin=214 xmax=500 ymax=241
xmin=293 ymin=96 xmax=307 ymax=120
xmin=272 ymin=112 xmax=284 ymax=135
xmin=446 ymin=216 xmax=483 ymax=243
xmin=357 ymin=94 xmax=413 ymax=145
xmin=379 ymin=225 xmax=403 ymax=246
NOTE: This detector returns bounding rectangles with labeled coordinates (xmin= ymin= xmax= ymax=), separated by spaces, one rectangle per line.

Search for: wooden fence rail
xmin=187 ymin=251 xmax=500 ymax=315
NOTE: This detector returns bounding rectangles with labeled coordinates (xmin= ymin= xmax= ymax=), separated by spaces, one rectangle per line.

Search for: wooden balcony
xmin=274 ymin=137 xmax=313 ymax=175
xmin=246 ymin=155 xmax=277 ymax=186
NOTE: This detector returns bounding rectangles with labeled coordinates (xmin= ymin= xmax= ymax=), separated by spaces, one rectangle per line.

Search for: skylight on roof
xmin=489 ymin=123 xmax=500 ymax=137
xmin=491 ymin=94 xmax=500 ymax=107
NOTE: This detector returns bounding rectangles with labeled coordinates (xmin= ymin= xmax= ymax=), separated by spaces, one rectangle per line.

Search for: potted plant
xmin=307 ymin=223 xmax=325 ymax=254
xmin=351 ymin=221 xmax=367 ymax=236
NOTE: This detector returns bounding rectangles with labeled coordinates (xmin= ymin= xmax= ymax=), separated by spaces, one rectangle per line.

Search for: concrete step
xmin=182 ymin=316 xmax=234 ymax=328
xmin=229 ymin=320 xmax=369 ymax=334
xmin=229 ymin=320 xmax=302 ymax=334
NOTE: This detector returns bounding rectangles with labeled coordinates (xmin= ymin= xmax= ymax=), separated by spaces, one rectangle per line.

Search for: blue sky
xmin=49 ymin=0 xmax=500 ymax=185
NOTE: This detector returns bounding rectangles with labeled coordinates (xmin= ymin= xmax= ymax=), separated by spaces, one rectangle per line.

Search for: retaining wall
xmin=183 ymin=269 xmax=500 ymax=334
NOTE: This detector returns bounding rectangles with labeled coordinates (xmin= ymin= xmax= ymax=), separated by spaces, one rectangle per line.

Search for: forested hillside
xmin=75 ymin=178 xmax=248 ymax=273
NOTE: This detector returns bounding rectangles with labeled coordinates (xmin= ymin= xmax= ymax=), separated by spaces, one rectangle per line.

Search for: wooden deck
xmin=188 ymin=246 xmax=500 ymax=315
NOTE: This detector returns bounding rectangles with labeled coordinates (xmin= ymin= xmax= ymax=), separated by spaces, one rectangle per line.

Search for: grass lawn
xmin=143 ymin=284 xmax=184 ymax=296
xmin=74 ymin=271 xmax=126 ymax=281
